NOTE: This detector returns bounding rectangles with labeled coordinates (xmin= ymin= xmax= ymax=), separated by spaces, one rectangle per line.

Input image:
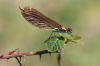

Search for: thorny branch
xmin=0 ymin=49 xmax=60 ymax=66
xmin=0 ymin=38 xmax=68 ymax=66
xmin=0 ymin=50 xmax=59 ymax=59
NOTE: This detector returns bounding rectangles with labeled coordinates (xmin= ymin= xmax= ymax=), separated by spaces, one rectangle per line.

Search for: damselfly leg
xmin=44 ymin=31 xmax=59 ymax=43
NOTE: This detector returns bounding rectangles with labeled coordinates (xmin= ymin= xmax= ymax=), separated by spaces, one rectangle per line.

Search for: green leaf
xmin=73 ymin=35 xmax=81 ymax=40
xmin=60 ymin=33 xmax=72 ymax=38
xmin=60 ymin=33 xmax=83 ymax=44
xmin=46 ymin=33 xmax=83 ymax=52
xmin=46 ymin=36 xmax=65 ymax=52
xmin=71 ymin=40 xmax=84 ymax=44
xmin=67 ymin=35 xmax=83 ymax=44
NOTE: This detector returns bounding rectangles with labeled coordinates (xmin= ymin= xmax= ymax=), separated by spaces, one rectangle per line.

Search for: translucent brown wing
xmin=19 ymin=6 xmax=62 ymax=30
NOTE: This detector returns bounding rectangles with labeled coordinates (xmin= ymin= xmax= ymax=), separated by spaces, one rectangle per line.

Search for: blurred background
xmin=0 ymin=0 xmax=100 ymax=66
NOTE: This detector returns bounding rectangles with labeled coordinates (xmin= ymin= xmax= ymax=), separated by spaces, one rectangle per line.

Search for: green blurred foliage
xmin=46 ymin=33 xmax=82 ymax=52
xmin=0 ymin=0 xmax=100 ymax=66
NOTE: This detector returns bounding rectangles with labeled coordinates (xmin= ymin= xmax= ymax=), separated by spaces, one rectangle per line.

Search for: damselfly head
xmin=66 ymin=27 xmax=72 ymax=33
xmin=61 ymin=26 xmax=72 ymax=33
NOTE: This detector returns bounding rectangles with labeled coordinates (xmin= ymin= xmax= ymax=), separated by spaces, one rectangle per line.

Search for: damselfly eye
xmin=67 ymin=27 xmax=72 ymax=33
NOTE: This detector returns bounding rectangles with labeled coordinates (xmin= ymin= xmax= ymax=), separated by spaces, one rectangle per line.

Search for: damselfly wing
xmin=19 ymin=6 xmax=72 ymax=33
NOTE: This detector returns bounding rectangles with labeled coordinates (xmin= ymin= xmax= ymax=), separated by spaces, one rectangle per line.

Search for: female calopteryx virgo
xmin=19 ymin=6 xmax=72 ymax=42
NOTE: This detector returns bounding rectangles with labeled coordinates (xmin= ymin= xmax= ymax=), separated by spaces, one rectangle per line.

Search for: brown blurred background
xmin=0 ymin=0 xmax=100 ymax=66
